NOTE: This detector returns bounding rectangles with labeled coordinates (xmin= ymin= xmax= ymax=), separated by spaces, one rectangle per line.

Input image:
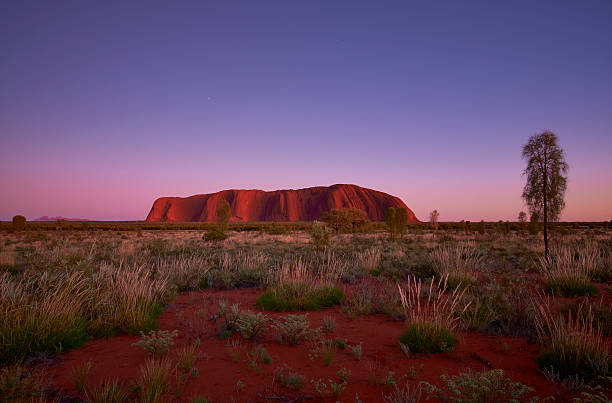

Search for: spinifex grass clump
xmin=256 ymin=259 xmax=344 ymax=311
xmin=86 ymin=263 xmax=171 ymax=336
xmin=0 ymin=272 xmax=89 ymax=364
xmin=534 ymin=298 xmax=610 ymax=382
xmin=397 ymin=276 xmax=470 ymax=354
xmin=0 ymin=259 xmax=172 ymax=364
xmin=428 ymin=244 xmax=483 ymax=290
xmin=540 ymin=244 xmax=598 ymax=297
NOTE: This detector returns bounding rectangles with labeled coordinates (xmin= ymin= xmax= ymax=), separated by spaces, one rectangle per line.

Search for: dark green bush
xmin=204 ymin=229 xmax=228 ymax=241
xmin=537 ymin=347 xmax=610 ymax=382
xmin=399 ymin=322 xmax=456 ymax=354
xmin=12 ymin=215 xmax=26 ymax=231
xmin=421 ymin=369 xmax=534 ymax=401
xmin=256 ymin=284 xmax=344 ymax=311
xmin=1 ymin=317 xmax=88 ymax=364
xmin=544 ymin=277 xmax=598 ymax=297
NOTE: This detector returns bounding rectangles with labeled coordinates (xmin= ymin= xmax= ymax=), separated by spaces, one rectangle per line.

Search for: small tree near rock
xmin=216 ymin=200 xmax=231 ymax=233
xmin=429 ymin=210 xmax=439 ymax=231
xmin=12 ymin=215 xmax=26 ymax=230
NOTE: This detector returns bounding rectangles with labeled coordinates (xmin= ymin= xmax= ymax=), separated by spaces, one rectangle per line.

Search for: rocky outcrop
xmin=146 ymin=184 xmax=418 ymax=222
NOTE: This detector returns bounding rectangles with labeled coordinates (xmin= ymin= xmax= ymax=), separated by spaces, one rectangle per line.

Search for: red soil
xmin=145 ymin=184 xmax=418 ymax=222
xmin=47 ymin=288 xmax=563 ymax=402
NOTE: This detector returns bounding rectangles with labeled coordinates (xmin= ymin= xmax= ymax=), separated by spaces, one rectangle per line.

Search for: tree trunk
xmin=543 ymin=152 xmax=549 ymax=262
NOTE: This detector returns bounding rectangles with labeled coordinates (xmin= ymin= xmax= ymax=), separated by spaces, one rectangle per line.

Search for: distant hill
xmin=33 ymin=216 xmax=90 ymax=222
xmin=146 ymin=184 xmax=418 ymax=222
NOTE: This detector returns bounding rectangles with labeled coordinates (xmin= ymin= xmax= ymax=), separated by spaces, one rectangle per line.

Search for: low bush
xmin=203 ymin=229 xmax=227 ymax=242
xmin=132 ymin=329 xmax=178 ymax=358
xmin=310 ymin=221 xmax=330 ymax=250
xmin=544 ymin=277 xmax=598 ymax=297
xmin=236 ymin=311 xmax=268 ymax=340
xmin=12 ymin=216 xmax=26 ymax=231
xmin=399 ymin=322 xmax=456 ymax=353
xmin=256 ymin=283 xmax=344 ymax=311
xmin=272 ymin=314 xmax=318 ymax=345
xmin=421 ymin=369 xmax=534 ymax=402
xmin=342 ymin=278 xmax=403 ymax=320
xmin=249 ymin=345 xmax=271 ymax=365
xmin=274 ymin=365 xmax=305 ymax=391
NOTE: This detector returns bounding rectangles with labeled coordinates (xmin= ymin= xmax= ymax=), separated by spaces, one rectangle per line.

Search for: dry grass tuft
xmin=533 ymin=296 xmax=609 ymax=381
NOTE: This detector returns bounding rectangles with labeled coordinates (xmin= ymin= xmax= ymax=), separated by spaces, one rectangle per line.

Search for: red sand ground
xmin=47 ymin=288 xmax=566 ymax=402
xmin=146 ymin=184 xmax=418 ymax=223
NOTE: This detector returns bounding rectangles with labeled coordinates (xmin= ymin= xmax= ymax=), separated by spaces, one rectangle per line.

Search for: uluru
xmin=146 ymin=184 xmax=418 ymax=222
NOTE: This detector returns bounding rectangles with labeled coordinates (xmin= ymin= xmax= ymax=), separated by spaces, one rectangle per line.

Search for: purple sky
xmin=1 ymin=1 xmax=611 ymax=222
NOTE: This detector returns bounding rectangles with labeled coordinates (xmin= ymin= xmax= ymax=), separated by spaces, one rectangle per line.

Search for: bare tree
xmin=429 ymin=209 xmax=439 ymax=231
xmin=522 ymin=130 xmax=568 ymax=261
xmin=518 ymin=211 xmax=527 ymax=231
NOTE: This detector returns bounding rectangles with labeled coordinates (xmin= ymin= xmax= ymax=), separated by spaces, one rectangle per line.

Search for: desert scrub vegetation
xmin=0 ymin=364 xmax=50 ymax=401
xmin=132 ymin=329 xmax=178 ymax=358
xmin=205 ymin=250 xmax=270 ymax=289
xmin=256 ymin=258 xmax=344 ymax=311
xmin=343 ymin=277 xmax=404 ymax=320
xmin=534 ymin=298 xmax=610 ymax=383
xmin=0 ymin=271 xmax=89 ymax=364
xmin=428 ymin=243 xmax=483 ymax=290
xmin=420 ymin=369 xmax=534 ymax=402
xmin=540 ymin=243 xmax=599 ymax=297
xmin=136 ymin=357 xmax=174 ymax=403
xmin=0 ymin=258 xmax=172 ymax=363
xmin=397 ymin=276 xmax=470 ymax=354
xmin=272 ymin=314 xmax=319 ymax=345
xmin=274 ymin=364 xmax=305 ymax=390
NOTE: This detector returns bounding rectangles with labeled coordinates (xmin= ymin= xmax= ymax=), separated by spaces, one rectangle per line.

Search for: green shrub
xmin=544 ymin=277 xmax=598 ymax=297
xmin=236 ymin=310 xmax=268 ymax=340
xmin=274 ymin=365 xmax=305 ymax=391
xmin=272 ymin=314 xmax=318 ymax=345
xmin=256 ymin=283 xmax=344 ymax=311
xmin=421 ymin=369 xmax=534 ymax=402
xmin=399 ymin=322 xmax=456 ymax=354
xmin=310 ymin=221 xmax=330 ymax=250
xmin=249 ymin=344 xmax=272 ymax=365
xmin=204 ymin=229 xmax=228 ymax=242
xmin=12 ymin=215 xmax=26 ymax=231
xmin=131 ymin=329 xmax=178 ymax=358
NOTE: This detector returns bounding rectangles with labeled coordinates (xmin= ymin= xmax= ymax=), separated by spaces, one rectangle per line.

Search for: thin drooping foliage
xmin=522 ymin=130 xmax=568 ymax=261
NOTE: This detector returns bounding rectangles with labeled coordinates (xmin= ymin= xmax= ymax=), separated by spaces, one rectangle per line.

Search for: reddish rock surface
xmin=146 ymin=184 xmax=418 ymax=222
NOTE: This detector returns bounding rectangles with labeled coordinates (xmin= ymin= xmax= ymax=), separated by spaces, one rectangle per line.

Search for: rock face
xmin=146 ymin=184 xmax=418 ymax=222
